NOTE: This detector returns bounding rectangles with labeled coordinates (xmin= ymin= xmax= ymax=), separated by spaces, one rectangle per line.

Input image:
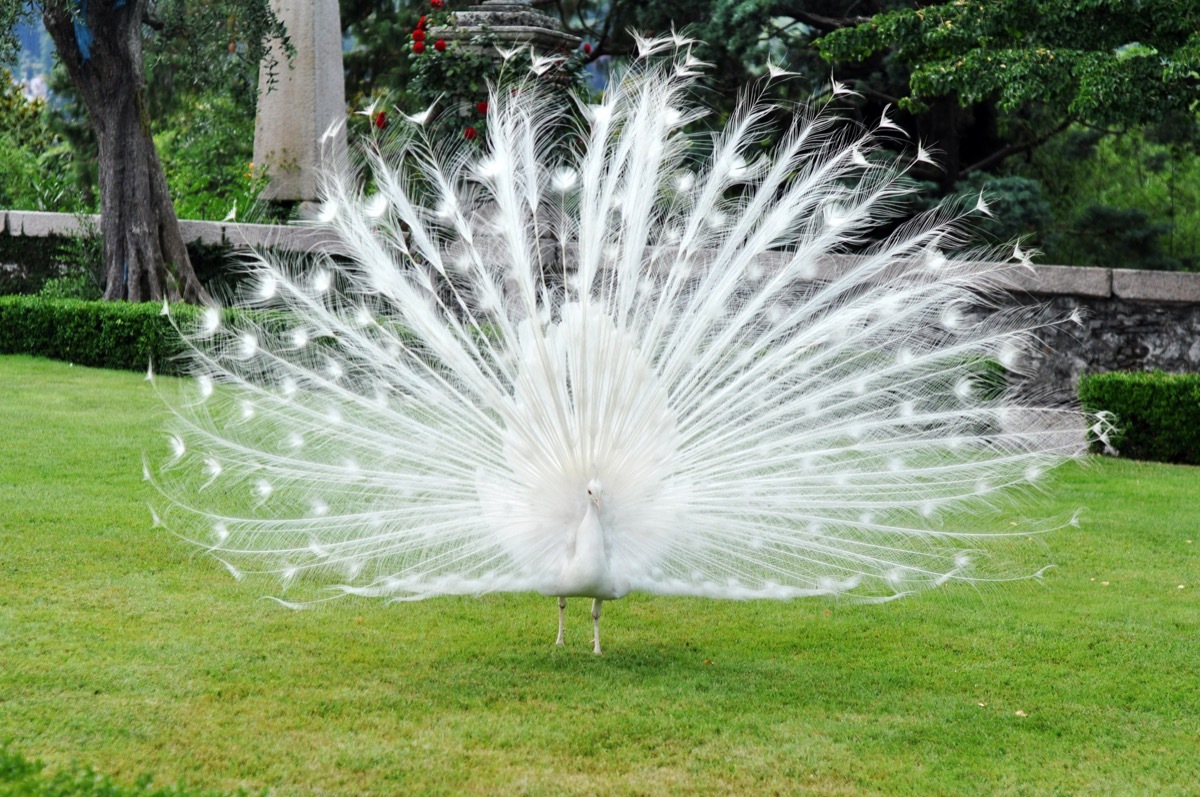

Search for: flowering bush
xmin=397 ymin=0 xmax=591 ymax=144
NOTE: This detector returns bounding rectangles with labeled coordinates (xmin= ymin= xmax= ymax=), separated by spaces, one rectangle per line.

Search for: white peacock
xmin=150 ymin=36 xmax=1099 ymax=654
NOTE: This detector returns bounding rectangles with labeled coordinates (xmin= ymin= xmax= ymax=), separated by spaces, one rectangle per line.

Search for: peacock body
xmin=152 ymin=37 xmax=1098 ymax=653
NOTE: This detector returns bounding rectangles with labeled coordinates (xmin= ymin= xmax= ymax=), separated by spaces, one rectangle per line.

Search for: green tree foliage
xmin=341 ymin=0 xmax=421 ymax=109
xmin=8 ymin=0 xmax=1198 ymax=271
xmin=0 ymin=68 xmax=83 ymax=212
xmin=0 ymin=2 xmax=23 ymax=65
xmin=943 ymin=173 xmax=1054 ymax=246
xmin=814 ymin=0 xmax=1200 ymax=268
xmin=1 ymin=1 xmax=290 ymax=301
xmin=819 ymin=0 xmax=1200 ymax=131
xmin=154 ymin=92 xmax=271 ymax=222
xmin=1003 ymin=119 xmax=1200 ymax=269
xmin=144 ymin=0 xmax=289 ymax=107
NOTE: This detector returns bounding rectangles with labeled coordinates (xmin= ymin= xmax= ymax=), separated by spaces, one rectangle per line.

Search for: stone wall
xmin=1024 ymin=294 xmax=1200 ymax=392
xmin=4 ymin=209 xmax=1198 ymax=394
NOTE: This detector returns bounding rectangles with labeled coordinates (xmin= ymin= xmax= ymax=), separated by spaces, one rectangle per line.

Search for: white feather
xmin=153 ymin=37 xmax=1092 ymax=645
xmin=766 ymin=59 xmax=798 ymax=79
xmin=878 ymin=104 xmax=906 ymax=136
xmin=831 ymin=77 xmax=861 ymax=97
xmin=399 ymin=97 xmax=440 ymax=126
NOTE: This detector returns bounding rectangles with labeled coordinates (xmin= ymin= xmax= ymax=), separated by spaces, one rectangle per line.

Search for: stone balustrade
xmin=4 ymin=208 xmax=1198 ymax=390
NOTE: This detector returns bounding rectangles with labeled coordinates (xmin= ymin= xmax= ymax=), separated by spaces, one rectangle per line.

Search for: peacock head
xmin=586 ymin=479 xmax=604 ymax=508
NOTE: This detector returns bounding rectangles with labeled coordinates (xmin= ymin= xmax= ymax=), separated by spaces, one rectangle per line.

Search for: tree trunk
xmin=43 ymin=0 xmax=209 ymax=303
xmin=928 ymin=96 xmax=961 ymax=193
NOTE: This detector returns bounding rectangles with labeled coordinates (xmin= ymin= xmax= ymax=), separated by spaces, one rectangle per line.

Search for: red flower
xmin=434 ymin=39 xmax=446 ymax=52
xmin=412 ymin=29 xmax=425 ymax=41
xmin=413 ymin=40 xmax=425 ymax=54
xmin=464 ymin=127 xmax=477 ymax=140
xmin=476 ymin=100 xmax=488 ymax=114
xmin=583 ymin=43 xmax=592 ymax=55
xmin=430 ymin=0 xmax=442 ymax=8
xmin=418 ymin=15 xmax=428 ymax=28
xmin=374 ymin=111 xmax=387 ymax=130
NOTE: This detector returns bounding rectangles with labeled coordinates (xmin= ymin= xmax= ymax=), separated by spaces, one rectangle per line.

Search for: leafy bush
xmin=37 ymin=214 xmax=105 ymax=300
xmin=0 ymin=213 xmax=103 ymax=297
xmin=0 ymin=133 xmax=40 ymax=209
xmin=38 ymin=271 xmax=102 ymax=300
xmin=1078 ymin=370 xmax=1200 ymax=465
xmin=0 ymin=69 xmax=92 ymax=214
xmin=155 ymin=92 xmax=270 ymax=223
xmin=0 ymin=742 xmax=254 ymax=796
xmin=0 ymin=296 xmax=197 ymax=375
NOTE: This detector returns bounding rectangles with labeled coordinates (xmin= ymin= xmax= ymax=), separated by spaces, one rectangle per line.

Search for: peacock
xmin=150 ymin=36 xmax=1100 ymax=654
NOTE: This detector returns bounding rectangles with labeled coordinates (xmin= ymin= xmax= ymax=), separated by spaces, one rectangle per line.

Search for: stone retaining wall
xmin=1023 ymin=294 xmax=1200 ymax=391
xmin=4 ymin=210 xmax=1198 ymax=392
xmin=1 ymin=210 xmax=350 ymax=254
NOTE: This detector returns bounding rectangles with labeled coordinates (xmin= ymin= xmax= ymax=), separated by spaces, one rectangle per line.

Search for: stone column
xmin=253 ymin=0 xmax=346 ymax=204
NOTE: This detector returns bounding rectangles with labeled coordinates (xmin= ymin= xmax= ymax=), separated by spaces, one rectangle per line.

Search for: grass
xmin=1 ymin=353 xmax=1198 ymax=796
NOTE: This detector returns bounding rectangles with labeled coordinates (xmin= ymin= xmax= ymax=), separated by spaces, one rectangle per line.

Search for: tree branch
xmin=960 ymin=117 xmax=1075 ymax=176
xmin=793 ymin=10 xmax=872 ymax=31
xmin=859 ymin=86 xmax=903 ymax=105
xmin=1079 ymin=120 xmax=1132 ymax=137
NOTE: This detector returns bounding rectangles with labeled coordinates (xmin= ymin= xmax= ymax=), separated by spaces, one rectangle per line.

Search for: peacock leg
xmin=591 ymin=598 xmax=603 ymax=655
xmin=556 ymin=597 xmax=567 ymax=645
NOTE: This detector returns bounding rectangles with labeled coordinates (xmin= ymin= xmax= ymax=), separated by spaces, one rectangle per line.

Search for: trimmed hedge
xmin=1079 ymin=370 xmax=1200 ymax=465
xmin=0 ymin=296 xmax=198 ymax=376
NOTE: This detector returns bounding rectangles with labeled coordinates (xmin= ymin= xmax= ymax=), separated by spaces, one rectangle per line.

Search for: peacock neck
xmin=574 ymin=502 xmax=607 ymax=566
xmin=556 ymin=501 xmax=618 ymax=598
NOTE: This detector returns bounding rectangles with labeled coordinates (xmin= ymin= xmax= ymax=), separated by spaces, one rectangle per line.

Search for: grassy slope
xmin=0 ymin=354 xmax=1197 ymax=796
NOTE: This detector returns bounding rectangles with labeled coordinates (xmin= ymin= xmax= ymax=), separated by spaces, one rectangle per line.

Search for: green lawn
xmin=1 ymin=354 xmax=1198 ymax=796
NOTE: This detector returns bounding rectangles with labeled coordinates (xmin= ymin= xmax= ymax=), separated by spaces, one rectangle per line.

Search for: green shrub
xmin=1079 ymin=370 xmax=1200 ymax=465
xmin=0 ymin=70 xmax=92 ymax=215
xmin=35 ymin=215 xmax=105 ymax=300
xmin=38 ymin=272 xmax=102 ymax=300
xmin=945 ymin=173 xmax=1055 ymax=249
xmin=0 ymin=224 xmax=103 ymax=298
xmin=0 ymin=296 xmax=198 ymax=375
xmin=155 ymin=92 xmax=271 ymax=224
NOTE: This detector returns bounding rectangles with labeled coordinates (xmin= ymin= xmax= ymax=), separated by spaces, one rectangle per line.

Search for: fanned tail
xmin=151 ymin=38 xmax=1099 ymax=604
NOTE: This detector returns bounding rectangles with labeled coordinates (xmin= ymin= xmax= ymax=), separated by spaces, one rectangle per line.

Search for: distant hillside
xmin=14 ymin=18 xmax=52 ymax=87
